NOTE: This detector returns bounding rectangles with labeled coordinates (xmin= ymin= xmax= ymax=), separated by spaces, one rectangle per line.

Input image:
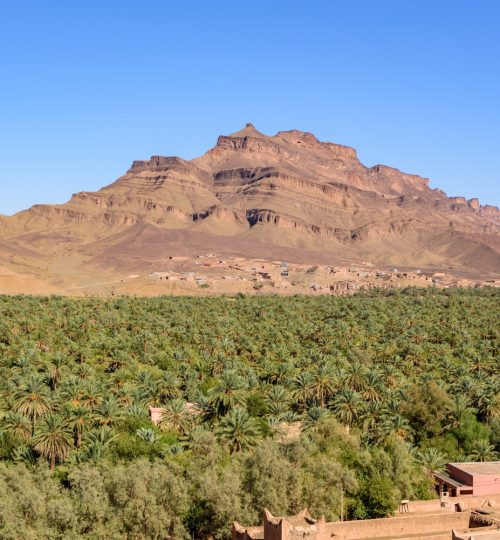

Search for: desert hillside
xmin=1 ymin=124 xmax=499 ymax=295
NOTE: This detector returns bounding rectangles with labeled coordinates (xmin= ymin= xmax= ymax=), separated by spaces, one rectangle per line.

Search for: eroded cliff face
xmin=276 ymin=128 xmax=359 ymax=159
xmin=0 ymin=124 xmax=499 ymax=278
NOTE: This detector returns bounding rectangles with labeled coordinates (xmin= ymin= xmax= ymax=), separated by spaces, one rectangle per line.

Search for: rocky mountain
xmin=0 ymin=124 xmax=499 ymax=294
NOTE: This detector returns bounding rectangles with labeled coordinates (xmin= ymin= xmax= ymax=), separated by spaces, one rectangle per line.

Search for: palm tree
xmin=291 ymin=372 xmax=314 ymax=411
xmin=13 ymin=374 xmax=51 ymax=434
xmin=95 ymin=396 xmax=122 ymax=426
xmin=384 ymin=395 xmax=403 ymax=416
xmin=449 ymin=395 xmax=473 ymax=427
xmin=265 ymin=384 xmax=290 ymax=406
xmin=266 ymin=401 xmax=288 ymax=420
xmin=74 ymin=363 xmax=95 ymax=380
xmin=81 ymin=381 xmax=103 ymax=409
xmin=2 ymin=412 xmax=31 ymax=441
xmin=126 ymin=402 xmax=148 ymax=419
xmin=83 ymin=426 xmax=117 ymax=460
xmin=32 ymin=414 xmax=73 ymax=470
xmin=380 ymin=364 xmax=399 ymax=389
xmin=138 ymin=379 xmax=162 ymax=407
xmin=417 ymin=447 xmax=447 ymax=475
xmin=12 ymin=444 xmax=37 ymax=465
xmin=265 ymin=361 xmax=295 ymax=385
xmin=468 ymin=439 xmax=499 ymax=462
xmin=48 ymin=352 xmax=67 ymax=391
xmin=159 ymin=399 xmax=192 ymax=435
xmin=60 ymin=377 xmax=86 ymax=406
xmin=330 ymin=389 xmax=364 ymax=427
xmin=381 ymin=414 xmax=411 ymax=440
xmin=209 ymin=371 xmax=247 ymax=417
xmin=281 ymin=409 xmax=300 ymax=423
xmin=302 ymin=406 xmax=331 ymax=433
xmin=454 ymin=376 xmax=478 ymax=399
xmin=362 ymin=370 xmax=383 ymax=402
xmin=344 ymin=361 xmax=367 ymax=392
xmin=265 ymin=416 xmax=283 ymax=437
xmin=362 ymin=400 xmax=383 ymax=433
xmin=477 ymin=392 xmax=500 ymax=423
xmin=136 ymin=427 xmax=160 ymax=444
xmin=216 ymin=408 xmax=260 ymax=452
xmin=68 ymin=405 xmax=93 ymax=449
xmin=156 ymin=373 xmax=181 ymax=402
xmin=310 ymin=364 xmax=337 ymax=407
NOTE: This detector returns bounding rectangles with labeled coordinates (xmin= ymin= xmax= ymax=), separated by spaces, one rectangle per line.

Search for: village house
xmin=329 ymin=281 xmax=358 ymax=294
xmin=434 ymin=462 xmax=500 ymax=497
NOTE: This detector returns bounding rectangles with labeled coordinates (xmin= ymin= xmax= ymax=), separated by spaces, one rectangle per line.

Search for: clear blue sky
xmin=0 ymin=0 xmax=499 ymax=215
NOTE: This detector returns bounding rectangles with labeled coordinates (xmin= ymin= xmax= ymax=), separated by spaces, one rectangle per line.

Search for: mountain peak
xmin=228 ymin=123 xmax=267 ymax=138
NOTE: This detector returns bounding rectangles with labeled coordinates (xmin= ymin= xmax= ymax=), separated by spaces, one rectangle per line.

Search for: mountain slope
xmin=1 ymin=123 xmax=499 ymax=293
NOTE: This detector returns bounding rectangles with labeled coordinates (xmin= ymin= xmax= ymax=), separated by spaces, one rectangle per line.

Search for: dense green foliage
xmin=0 ymin=288 xmax=498 ymax=539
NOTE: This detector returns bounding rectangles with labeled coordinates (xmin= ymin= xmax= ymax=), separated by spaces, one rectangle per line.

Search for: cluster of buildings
xmin=140 ymin=254 xmax=497 ymax=296
xmin=233 ymin=463 xmax=500 ymax=540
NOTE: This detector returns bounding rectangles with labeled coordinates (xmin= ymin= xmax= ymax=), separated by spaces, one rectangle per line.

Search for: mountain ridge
xmin=0 ymin=124 xmax=499 ymax=295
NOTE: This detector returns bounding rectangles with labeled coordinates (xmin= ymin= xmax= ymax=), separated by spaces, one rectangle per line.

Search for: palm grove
xmin=0 ymin=288 xmax=499 ymax=539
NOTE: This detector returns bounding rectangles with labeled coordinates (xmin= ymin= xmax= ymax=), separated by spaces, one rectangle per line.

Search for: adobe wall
xmin=407 ymin=495 xmax=500 ymax=513
xmin=473 ymin=483 xmax=500 ymax=496
xmin=469 ymin=475 xmax=500 ymax=496
xmin=288 ymin=528 xmax=329 ymax=540
xmin=262 ymin=510 xmax=330 ymax=540
xmin=449 ymin=495 xmax=500 ymax=508
xmin=149 ymin=407 xmax=163 ymax=426
xmin=448 ymin=464 xmax=473 ymax=486
xmin=326 ymin=512 xmax=471 ymax=540
xmin=404 ymin=498 xmax=443 ymax=513
xmin=263 ymin=518 xmax=284 ymax=540
xmin=232 ymin=524 xmax=263 ymax=540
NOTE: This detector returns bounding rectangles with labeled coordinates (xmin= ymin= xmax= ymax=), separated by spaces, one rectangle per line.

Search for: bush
xmin=358 ymin=474 xmax=399 ymax=519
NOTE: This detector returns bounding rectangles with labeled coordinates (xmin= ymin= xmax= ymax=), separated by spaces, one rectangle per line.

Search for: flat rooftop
xmin=449 ymin=462 xmax=500 ymax=476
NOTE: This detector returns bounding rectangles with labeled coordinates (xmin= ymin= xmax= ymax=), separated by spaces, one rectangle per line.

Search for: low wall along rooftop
xmin=326 ymin=512 xmax=472 ymax=540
